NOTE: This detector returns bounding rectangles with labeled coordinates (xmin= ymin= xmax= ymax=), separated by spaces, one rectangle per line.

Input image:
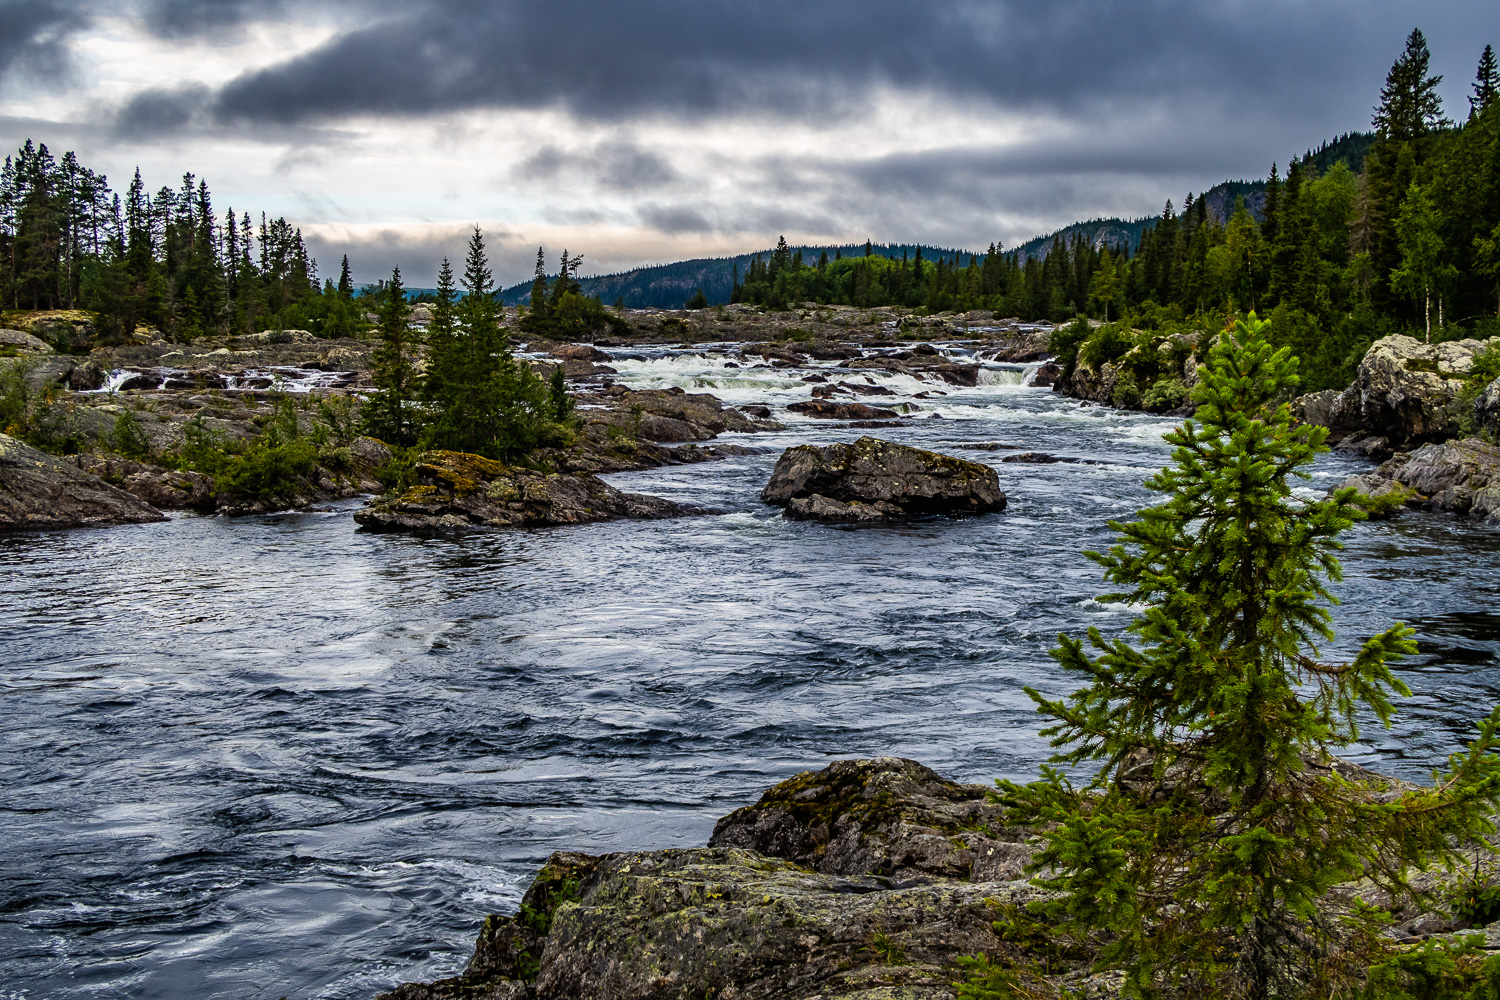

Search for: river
xmin=3 ymin=344 xmax=1498 ymax=998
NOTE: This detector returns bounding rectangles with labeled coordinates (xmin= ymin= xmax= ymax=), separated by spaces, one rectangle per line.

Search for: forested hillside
xmin=499 ymin=243 xmax=976 ymax=309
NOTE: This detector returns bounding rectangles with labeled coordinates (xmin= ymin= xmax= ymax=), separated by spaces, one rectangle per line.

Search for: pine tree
xmin=1089 ymin=249 xmax=1120 ymax=321
xmin=529 ymin=246 xmax=549 ymax=318
xmin=1373 ymin=29 xmax=1449 ymax=141
xmin=364 ymin=266 xmax=419 ymax=446
xmin=421 ymin=257 xmax=460 ymax=408
xmin=424 ymin=228 xmax=551 ymax=458
xmin=1472 ymin=44 xmax=1499 ymax=119
xmin=1002 ymin=314 xmax=1500 ymax=1000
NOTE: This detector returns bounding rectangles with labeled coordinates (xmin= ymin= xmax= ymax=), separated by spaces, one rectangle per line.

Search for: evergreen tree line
xmin=0 ymin=142 xmax=363 ymax=340
xmin=362 ymin=228 xmax=572 ymax=460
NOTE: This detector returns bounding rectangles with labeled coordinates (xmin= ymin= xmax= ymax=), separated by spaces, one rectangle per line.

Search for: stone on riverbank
xmin=353 ymin=450 xmax=708 ymax=534
xmin=785 ymin=399 xmax=900 ymax=420
xmin=0 ymin=432 xmax=165 ymax=530
xmin=761 ymin=436 xmax=1007 ymax=520
xmin=1332 ymin=437 xmax=1500 ymax=523
xmin=1296 ymin=334 xmax=1500 ymax=455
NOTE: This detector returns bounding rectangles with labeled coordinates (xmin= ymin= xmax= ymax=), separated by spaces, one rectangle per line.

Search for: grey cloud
xmin=517 ymin=138 xmax=679 ymax=192
xmin=141 ymin=0 xmax=285 ymax=37
xmin=0 ymin=0 xmax=82 ymax=81
xmin=113 ymin=84 xmax=213 ymax=135
xmin=303 ymin=223 xmax=529 ymax=287
xmin=637 ymin=203 xmax=713 ymax=235
xmin=197 ymin=0 xmax=1498 ymax=131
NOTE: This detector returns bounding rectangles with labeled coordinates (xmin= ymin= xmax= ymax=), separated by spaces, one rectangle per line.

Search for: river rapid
xmin=3 ymin=343 xmax=1499 ymax=999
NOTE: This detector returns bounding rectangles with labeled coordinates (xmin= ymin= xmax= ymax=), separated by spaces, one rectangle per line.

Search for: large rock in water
xmin=0 ymin=433 xmax=165 ymax=530
xmin=1298 ymin=334 xmax=1500 ymax=454
xmin=761 ymin=436 xmax=1006 ymax=520
xmin=373 ymin=755 xmax=1487 ymax=1000
xmin=376 ymin=758 xmax=1050 ymax=1000
xmin=353 ymin=450 xmax=708 ymax=534
xmin=1332 ymin=437 xmax=1500 ymax=523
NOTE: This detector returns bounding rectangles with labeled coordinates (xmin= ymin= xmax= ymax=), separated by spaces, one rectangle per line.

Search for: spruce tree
xmin=421 ymin=257 xmax=460 ymax=411
xmin=529 ymin=246 xmax=550 ymax=318
xmin=1002 ymin=314 xmax=1500 ymax=1000
xmin=364 ymin=266 xmax=419 ymax=445
xmin=1472 ymin=44 xmax=1499 ymax=119
xmin=1374 ymin=29 xmax=1449 ymax=141
xmin=423 ymin=228 xmax=551 ymax=458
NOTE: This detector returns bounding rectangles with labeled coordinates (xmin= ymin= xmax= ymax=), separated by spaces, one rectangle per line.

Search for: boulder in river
xmin=376 ymin=754 xmax=1489 ymax=1000
xmin=785 ymin=399 xmax=900 ymax=420
xmin=1332 ymin=437 xmax=1500 ymax=522
xmin=761 ymin=436 xmax=1007 ymax=519
xmin=377 ymin=758 xmax=1050 ymax=1000
xmin=353 ymin=450 xmax=709 ymax=534
xmin=550 ymin=343 xmax=613 ymax=362
xmin=0 ymin=432 xmax=166 ymax=531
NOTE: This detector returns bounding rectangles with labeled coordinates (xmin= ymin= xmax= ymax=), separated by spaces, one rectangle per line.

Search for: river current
xmin=3 ymin=344 xmax=1498 ymax=999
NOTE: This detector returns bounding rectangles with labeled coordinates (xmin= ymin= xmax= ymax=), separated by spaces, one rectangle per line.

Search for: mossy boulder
xmin=761 ymin=437 xmax=1006 ymax=520
xmin=354 ymin=449 xmax=710 ymax=534
xmin=708 ymin=757 xmax=1032 ymax=882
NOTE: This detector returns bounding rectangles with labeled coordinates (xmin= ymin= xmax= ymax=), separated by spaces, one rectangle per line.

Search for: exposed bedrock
xmin=0 ymin=432 xmax=165 ymax=531
xmin=1295 ymin=334 xmax=1500 ymax=456
xmin=354 ymin=450 xmax=710 ymax=534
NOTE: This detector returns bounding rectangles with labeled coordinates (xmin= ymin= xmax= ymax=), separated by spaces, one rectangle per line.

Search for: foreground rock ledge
xmin=0 ymin=432 xmax=165 ymax=531
xmin=377 ymin=758 xmax=1049 ymax=1000
xmin=376 ymin=756 xmax=1493 ymax=1000
xmin=761 ymin=436 xmax=1007 ymax=522
xmin=353 ymin=450 xmax=709 ymax=534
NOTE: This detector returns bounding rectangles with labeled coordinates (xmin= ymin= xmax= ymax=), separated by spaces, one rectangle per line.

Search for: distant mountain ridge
xmin=502 ymin=130 xmax=1376 ymax=308
xmin=499 ymin=244 xmax=980 ymax=310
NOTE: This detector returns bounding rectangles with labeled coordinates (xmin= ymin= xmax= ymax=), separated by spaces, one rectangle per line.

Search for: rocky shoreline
xmin=374 ymin=756 xmax=1492 ymax=1000
xmin=0 ymin=304 xmax=1052 ymax=532
xmin=5 ymin=301 xmax=1500 ymax=532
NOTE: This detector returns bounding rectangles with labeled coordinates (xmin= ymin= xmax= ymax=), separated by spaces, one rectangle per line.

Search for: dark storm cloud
xmin=0 ymin=0 xmax=82 ymax=81
xmin=517 ymin=138 xmax=678 ymax=192
xmin=113 ymin=84 xmax=212 ymax=134
xmin=141 ymin=0 xmax=284 ymax=37
xmin=191 ymin=0 xmax=1495 ymax=130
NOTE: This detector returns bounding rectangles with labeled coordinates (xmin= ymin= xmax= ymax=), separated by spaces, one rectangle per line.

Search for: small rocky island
xmin=761 ymin=436 xmax=1008 ymax=522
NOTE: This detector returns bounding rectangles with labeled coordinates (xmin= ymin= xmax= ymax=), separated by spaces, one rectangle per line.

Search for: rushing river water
xmin=3 ymin=344 xmax=1499 ymax=999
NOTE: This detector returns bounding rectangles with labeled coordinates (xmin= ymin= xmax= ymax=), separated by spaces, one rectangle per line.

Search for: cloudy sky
xmin=2 ymin=0 xmax=1497 ymax=286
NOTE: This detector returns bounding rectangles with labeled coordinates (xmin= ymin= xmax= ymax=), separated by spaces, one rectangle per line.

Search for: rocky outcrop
xmin=710 ymin=757 xmax=1031 ymax=882
xmin=0 ymin=432 xmax=166 ymax=530
xmin=1300 ymin=335 xmax=1500 ymax=455
xmin=68 ymin=454 xmax=217 ymax=511
xmin=1332 ymin=437 xmax=1500 ymax=522
xmin=377 ymin=758 xmax=1049 ymax=1000
xmin=0 ymin=328 xmax=53 ymax=354
xmin=1478 ymin=376 xmax=1500 ymax=439
xmin=353 ymin=450 xmax=708 ymax=534
xmin=761 ymin=436 xmax=1007 ymax=519
xmin=785 ymin=399 xmax=900 ymax=420
xmin=375 ymin=754 xmax=1493 ymax=1000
